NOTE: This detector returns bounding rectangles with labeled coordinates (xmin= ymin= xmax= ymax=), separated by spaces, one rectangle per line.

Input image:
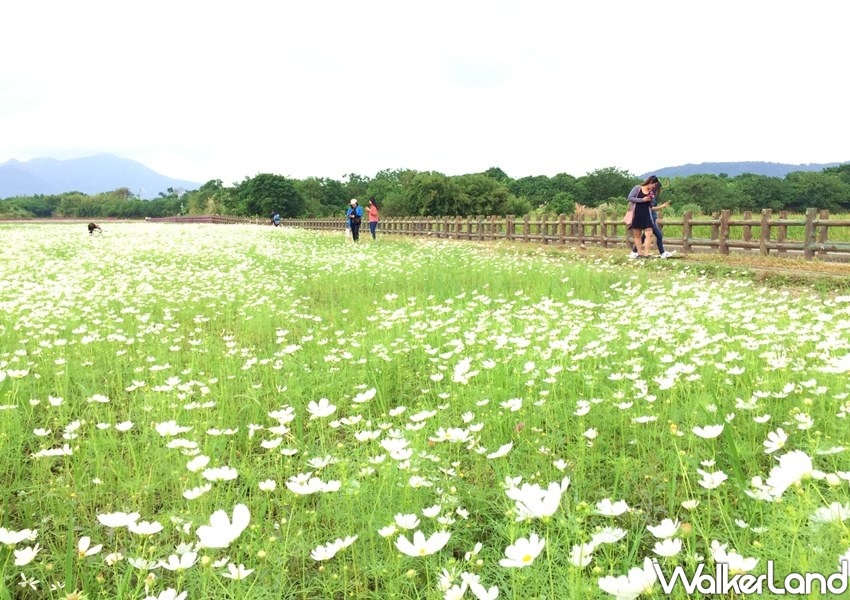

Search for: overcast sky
xmin=2 ymin=0 xmax=847 ymax=186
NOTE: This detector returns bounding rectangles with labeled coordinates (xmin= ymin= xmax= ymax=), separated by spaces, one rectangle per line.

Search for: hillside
xmin=0 ymin=154 xmax=201 ymax=199
xmin=643 ymin=161 xmax=846 ymax=179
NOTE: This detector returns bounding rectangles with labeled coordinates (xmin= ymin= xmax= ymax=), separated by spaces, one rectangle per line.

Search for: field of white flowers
xmin=1 ymin=222 xmax=849 ymax=600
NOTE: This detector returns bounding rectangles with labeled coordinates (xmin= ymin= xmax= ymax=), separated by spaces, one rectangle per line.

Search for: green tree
xmin=453 ymin=173 xmax=510 ymax=215
xmin=408 ymin=172 xmax=459 ymax=216
xmin=482 ymin=166 xmax=511 ymax=183
xmin=235 ymin=173 xmax=304 ymax=218
xmin=295 ymin=177 xmax=348 ymax=216
xmin=728 ymin=174 xmax=790 ymax=211
xmin=546 ymin=192 xmax=576 ymax=216
xmin=665 ymin=175 xmax=734 ymax=213
xmin=366 ymin=169 xmax=418 ymax=216
xmin=341 ymin=173 xmax=371 ymax=205
xmin=784 ymin=171 xmax=850 ymax=212
xmin=575 ymin=167 xmax=636 ymax=207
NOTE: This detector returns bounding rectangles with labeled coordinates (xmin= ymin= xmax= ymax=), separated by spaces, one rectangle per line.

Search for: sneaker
xmin=628 ymin=251 xmax=639 ymax=259
xmin=660 ymin=251 xmax=675 ymax=259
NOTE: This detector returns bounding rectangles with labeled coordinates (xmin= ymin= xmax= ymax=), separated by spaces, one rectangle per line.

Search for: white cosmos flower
xmin=221 ymin=562 xmax=254 ymax=580
xmin=105 ymin=551 xmax=124 ymax=566
xmin=692 ymin=424 xmax=724 ymax=439
xmin=183 ymin=484 xmax=213 ymax=500
xmin=486 ymin=442 xmax=513 ymax=459
xmin=13 ymin=543 xmax=41 ymax=566
xmin=258 ymin=479 xmax=277 ymax=492
xmin=809 ymin=502 xmax=850 ymax=525
xmin=595 ymin=498 xmax=630 ymax=516
xmin=590 ymin=527 xmax=627 ymax=546
xmin=696 ymin=469 xmax=728 ymax=490
xmin=196 ymin=504 xmax=250 ymax=549
xmin=97 ymin=511 xmax=140 ymax=529
xmin=498 ymin=533 xmax=545 ymax=568
xmin=186 ymin=455 xmax=210 ymax=472
xmin=144 ymin=589 xmax=188 ymax=600
xmin=378 ymin=525 xmax=397 ymax=538
xmin=77 ymin=536 xmax=103 ymax=557
xmin=569 ymin=542 xmax=595 ymax=567
xmin=506 ymin=477 xmax=570 ymax=520
xmin=352 ymin=388 xmax=377 ymax=403
xmin=307 ymin=398 xmax=337 ymax=419
xmin=159 ymin=551 xmax=198 ymax=571
xmin=765 ymin=450 xmax=816 ymax=497
xmin=394 ymin=514 xmax=420 ymax=530
xmin=395 ymin=530 xmax=451 ymax=557
xmin=646 ymin=518 xmax=681 ymax=539
xmin=310 ymin=535 xmax=357 ymax=561
xmin=598 ymin=557 xmax=657 ymax=599
xmin=653 ymin=538 xmax=683 ymax=557
xmin=710 ymin=540 xmax=758 ymax=574
xmin=202 ymin=466 xmax=238 ymax=481
xmin=763 ymin=428 xmax=788 ymax=454
xmin=128 ymin=521 xmax=163 ymax=536
xmin=154 ymin=420 xmax=192 ymax=436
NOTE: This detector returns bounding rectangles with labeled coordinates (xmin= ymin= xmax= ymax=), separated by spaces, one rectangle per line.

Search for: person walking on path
xmin=629 ymin=183 xmax=674 ymax=258
xmin=346 ymin=199 xmax=363 ymax=242
xmin=627 ymin=175 xmax=660 ymax=258
xmin=367 ymin=197 xmax=380 ymax=240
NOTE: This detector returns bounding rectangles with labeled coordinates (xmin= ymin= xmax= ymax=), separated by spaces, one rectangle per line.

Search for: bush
xmin=674 ymin=202 xmax=703 ymax=217
xmin=499 ymin=195 xmax=533 ymax=217
xmin=546 ymin=193 xmax=575 ymax=216
xmin=595 ymin=200 xmax=623 ymax=219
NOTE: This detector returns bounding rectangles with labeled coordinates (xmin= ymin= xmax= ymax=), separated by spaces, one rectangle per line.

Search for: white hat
xmin=350 ymin=199 xmax=357 ymax=205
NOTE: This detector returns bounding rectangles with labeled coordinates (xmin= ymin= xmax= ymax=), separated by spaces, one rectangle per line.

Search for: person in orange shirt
xmin=367 ymin=196 xmax=380 ymax=240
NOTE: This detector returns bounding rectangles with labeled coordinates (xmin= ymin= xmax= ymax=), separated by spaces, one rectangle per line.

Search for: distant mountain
xmin=0 ymin=154 xmax=201 ymax=199
xmin=643 ymin=161 xmax=846 ymax=179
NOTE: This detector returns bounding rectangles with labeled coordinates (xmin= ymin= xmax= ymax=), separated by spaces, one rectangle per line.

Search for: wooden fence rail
xmin=149 ymin=209 xmax=850 ymax=261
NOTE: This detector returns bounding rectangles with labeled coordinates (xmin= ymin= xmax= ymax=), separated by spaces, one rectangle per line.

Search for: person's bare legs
xmin=632 ymin=230 xmax=644 ymax=256
xmin=643 ymin=229 xmax=654 ymax=257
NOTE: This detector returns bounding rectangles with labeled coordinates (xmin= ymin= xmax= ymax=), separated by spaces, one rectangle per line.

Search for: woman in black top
xmin=627 ymin=175 xmax=660 ymax=257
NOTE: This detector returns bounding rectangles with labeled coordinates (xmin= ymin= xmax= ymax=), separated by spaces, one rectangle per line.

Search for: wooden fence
xmin=149 ymin=209 xmax=850 ymax=261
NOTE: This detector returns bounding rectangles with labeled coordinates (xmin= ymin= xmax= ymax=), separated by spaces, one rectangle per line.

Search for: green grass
xmin=0 ymin=223 xmax=849 ymax=599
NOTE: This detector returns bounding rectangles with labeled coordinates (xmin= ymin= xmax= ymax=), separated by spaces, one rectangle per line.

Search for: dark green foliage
xmin=234 ymin=173 xmax=304 ymax=218
xmin=2 ymin=163 xmax=848 ymax=220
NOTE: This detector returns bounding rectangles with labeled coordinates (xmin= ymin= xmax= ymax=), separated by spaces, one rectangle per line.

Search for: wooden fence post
xmin=804 ymin=207 xmax=817 ymax=260
xmin=600 ymin=212 xmax=608 ymax=248
xmin=506 ymin=215 xmax=514 ymax=241
xmin=777 ymin=210 xmax=787 ymax=256
xmin=742 ymin=211 xmax=752 ymax=244
xmin=558 ymin=214 xmax=566 ymax=244
xmin=577 ymin=213 xmax=585 ymax=247
xmin=541 ymin=213 xmax=549 ymax=245
xmin=682 ymin=211 xmax=692 ymax=254
xmin=760 ymin=209 xmax=771 ymax=256
xmin=817 ymin=210 xmax=829 ymax=257
xmin=710 ymin=212 xmax=720 ymax=246
xmin=719 ymin=210 xmax=731 ymax=255
xmin=522 ymin=214 xmax=530 ymax=243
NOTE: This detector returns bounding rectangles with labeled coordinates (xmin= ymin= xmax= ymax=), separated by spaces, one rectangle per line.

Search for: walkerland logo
xmin=653 ymin=560 xmax=850 ymax=596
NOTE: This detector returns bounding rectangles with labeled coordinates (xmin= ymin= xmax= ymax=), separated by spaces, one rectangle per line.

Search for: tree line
xmin=2 ymin=164 xmax=849 ymax=220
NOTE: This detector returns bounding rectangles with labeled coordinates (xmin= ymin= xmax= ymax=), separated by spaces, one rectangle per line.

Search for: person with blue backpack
xmin=346 ymin=199 xmax=363 ymax=242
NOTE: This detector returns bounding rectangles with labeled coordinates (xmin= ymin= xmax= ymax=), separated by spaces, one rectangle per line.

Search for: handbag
xmin=623 ymin=207 xmax=633 ymax=226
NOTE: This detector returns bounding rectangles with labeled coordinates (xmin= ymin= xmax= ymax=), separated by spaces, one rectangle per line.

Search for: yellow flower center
xmin=522 ymin=554 xmax=532 ymax=563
